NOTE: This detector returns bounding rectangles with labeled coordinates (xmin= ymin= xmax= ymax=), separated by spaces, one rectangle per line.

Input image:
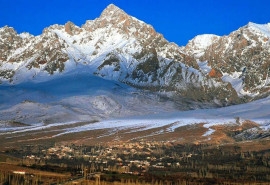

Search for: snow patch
xmin=191 ymin=34 xmax=220 ymax=49
xmin=197 ymin=61 xmax=212 ymax=74
xmin=248 ymin=22 xmax=270 ymax=38
xmin=202 ymin=128 xmax=215 ymax=137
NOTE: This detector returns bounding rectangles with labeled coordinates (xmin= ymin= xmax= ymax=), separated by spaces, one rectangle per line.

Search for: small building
xmin=13 ymin=171 xmax=26 ymax=175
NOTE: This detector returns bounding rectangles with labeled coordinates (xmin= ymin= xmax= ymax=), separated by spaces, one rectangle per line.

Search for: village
xmin=19 ymin=140 xmax=188 ymax=176
xmin=1 ymin=140 xmax=270 ymax=184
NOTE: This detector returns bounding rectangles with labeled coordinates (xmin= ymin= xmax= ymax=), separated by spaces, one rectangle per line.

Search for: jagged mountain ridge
xmin=185 ymin=22 xmax=270 ymax=98
xmin=0 ymin=4 xmax=270 ymax=105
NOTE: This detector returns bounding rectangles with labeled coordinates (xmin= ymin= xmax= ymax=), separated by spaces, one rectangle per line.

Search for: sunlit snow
xmin=0 ymin=72 xmax=269 ymax=138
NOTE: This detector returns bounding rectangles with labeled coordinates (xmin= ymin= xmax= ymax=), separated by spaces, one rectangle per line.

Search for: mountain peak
xmin=247 ymin=22 xmax=270 ymax=38
xmin=0 ymin=26 xmax=17 ymax=35
xmin=105 ymin=4 xmax=121 ymax=11
xmin=100 ymin=4 xmax=127 ymax=19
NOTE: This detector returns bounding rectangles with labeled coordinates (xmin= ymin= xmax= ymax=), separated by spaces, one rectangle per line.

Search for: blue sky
xmin=1 ymin=0 xmax=270 ymax=46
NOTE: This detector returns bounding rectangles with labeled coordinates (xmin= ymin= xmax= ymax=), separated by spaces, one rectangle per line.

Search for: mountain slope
xmin=0 ymin=72 xmax=180 ymax=126
xmin=0 ymin=4 xmax=269 ymax=105
xmin=185 ymin=22 xmax=270 ymax=98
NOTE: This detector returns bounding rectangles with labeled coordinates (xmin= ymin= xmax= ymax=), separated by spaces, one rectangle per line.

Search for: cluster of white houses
xmin=21 ymin=141 xmax=193 ymax=175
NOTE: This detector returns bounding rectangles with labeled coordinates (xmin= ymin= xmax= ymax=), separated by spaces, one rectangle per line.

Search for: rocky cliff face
xmin=0 ymin=4 xmax=269 ymax=106
xmin=185 ymin=23 xmax=270 ymax=100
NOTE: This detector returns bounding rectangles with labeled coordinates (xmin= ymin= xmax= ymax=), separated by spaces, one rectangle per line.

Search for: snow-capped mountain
xmin=185 ymin=22 xmax=270 ymax=99
xmin=0 ymin=4 xmax=270 ymax=105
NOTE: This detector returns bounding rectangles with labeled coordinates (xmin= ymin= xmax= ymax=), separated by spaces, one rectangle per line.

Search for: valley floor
xmin=1 ymin=137 xmax=270 ymax=185
xmin=0 ymin=79 xmax=269 ymax=184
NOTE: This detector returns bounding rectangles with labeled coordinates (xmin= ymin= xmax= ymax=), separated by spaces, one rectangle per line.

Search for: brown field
xmin=0 ymin=163 xmax=69 ymax=177
xmin=1 ymin=119 xmax=269 ymax=152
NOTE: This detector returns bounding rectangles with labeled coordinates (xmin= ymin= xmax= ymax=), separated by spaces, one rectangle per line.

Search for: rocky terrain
xmin=1 ymin=4 xmax=269 ymax=106
xmin=0 ymin=4 xmax=269 ymax=149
